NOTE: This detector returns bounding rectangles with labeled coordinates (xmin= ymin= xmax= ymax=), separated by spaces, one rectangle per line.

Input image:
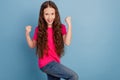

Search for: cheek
xmin=44 ymin=15 xmax=48 ymax=20
xmin=52 ymin=15 xmax=55 ymax=19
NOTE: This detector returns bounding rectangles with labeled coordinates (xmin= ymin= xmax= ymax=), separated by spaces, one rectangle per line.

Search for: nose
xmin=48 ymin=15 xmax=52 ymax=19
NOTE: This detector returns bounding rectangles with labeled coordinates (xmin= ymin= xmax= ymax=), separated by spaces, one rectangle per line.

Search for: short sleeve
xmin=32 ymin=27 xmax=38 ymax=41
xmin=61 ymin=24 xmax=67 ymax=35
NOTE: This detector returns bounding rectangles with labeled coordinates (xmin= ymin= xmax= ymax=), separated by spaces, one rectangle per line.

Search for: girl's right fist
xmin=26 ymin=25 xmax=32 ymax=33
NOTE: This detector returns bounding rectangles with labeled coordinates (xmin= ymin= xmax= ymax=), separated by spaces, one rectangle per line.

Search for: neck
xmin=48 ymin=24 xmax=52 ymax=28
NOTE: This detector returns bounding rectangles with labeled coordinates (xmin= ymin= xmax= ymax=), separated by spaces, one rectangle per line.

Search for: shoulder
xmin=61 ymin=24 xmax=66 ymax=28
xmin=61 ymin=24 xmax=66 ymax=30
xmin=61 ymin=24 xmax=67 ymax=29
xmin=34 ymin=26 xmax=38 ymax=32
xmin=61 ymin=24 xmax=67 ymax=35
xmin=35 ymin=26 xmax=38 ymax=30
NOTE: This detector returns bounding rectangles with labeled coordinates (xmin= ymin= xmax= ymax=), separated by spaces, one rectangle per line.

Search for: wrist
xmin=26 ymin=32 xmax=30 ymax=36
xmin=67 ymin=23 xmax=72 ymax=27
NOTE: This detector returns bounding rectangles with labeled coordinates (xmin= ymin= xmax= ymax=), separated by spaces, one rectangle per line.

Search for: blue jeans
xmin=41 ymin=61 xmax=79 ymax=80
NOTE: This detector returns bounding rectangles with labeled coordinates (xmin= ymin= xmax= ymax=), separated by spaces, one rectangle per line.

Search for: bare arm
xmin=25 ymin=26 xmax=36 ymax=48
xmin=63 ymin=16 xmax=72 ymax=46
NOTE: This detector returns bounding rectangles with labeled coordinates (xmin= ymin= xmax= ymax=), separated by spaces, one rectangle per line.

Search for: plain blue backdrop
xmin=0 ymin=0 xmax=120 ymax=80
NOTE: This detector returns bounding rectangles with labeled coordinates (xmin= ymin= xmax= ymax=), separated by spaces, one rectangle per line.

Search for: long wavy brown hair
xmin=37 ymin=1 xmax=64 ymax=58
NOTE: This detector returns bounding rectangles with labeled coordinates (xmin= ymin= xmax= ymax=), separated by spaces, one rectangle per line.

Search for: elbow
xmin=65 ymin=41 xmax=71 ymax=46
xmin=28 ymin=42 xmax=36 ymax=48
xmin=29 ymin=46 xmax=35 ymax=48
xmin=29 ymin=45 xmax=35 ymax=48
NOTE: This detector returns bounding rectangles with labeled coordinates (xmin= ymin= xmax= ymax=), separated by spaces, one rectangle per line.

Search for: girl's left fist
xmin=65 ymin=16 xmax=71 ymax=25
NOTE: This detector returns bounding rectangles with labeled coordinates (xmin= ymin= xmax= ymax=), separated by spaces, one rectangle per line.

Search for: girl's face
xmin=44 ymin=7 xmax=55 ymax=27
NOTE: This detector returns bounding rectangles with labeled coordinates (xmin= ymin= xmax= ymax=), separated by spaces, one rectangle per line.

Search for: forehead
xmin=44 ymin=7 xmax=55 ymax=13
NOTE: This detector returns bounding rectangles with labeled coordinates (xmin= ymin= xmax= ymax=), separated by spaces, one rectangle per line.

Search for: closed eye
xmin=45 ymin=13 xmax=49 ymax=15
xmin=51 ymin=13 xmax=55 ymax=15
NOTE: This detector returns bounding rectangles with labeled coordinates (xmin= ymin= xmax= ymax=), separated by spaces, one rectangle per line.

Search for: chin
xmin=48 ymin=23 xmax=53 ymax=25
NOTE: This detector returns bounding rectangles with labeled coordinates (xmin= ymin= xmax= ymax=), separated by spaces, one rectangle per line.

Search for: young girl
xmin=25 ymin=1 xmax=78 ymax=80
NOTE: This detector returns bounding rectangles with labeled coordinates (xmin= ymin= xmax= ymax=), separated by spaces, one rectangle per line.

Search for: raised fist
xmin=26 ymin=25 xmax=32 ymax=33
xmin=65 ymin=16 xmax=72 ymax=26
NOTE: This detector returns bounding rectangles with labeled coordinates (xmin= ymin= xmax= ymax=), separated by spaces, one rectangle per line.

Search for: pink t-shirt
xmin=33 ymin=24 xmax=67 ymax=68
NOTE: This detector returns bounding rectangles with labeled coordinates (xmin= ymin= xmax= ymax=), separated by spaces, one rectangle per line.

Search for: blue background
xmin=0 ymin=0 xmax=120 ymax=80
